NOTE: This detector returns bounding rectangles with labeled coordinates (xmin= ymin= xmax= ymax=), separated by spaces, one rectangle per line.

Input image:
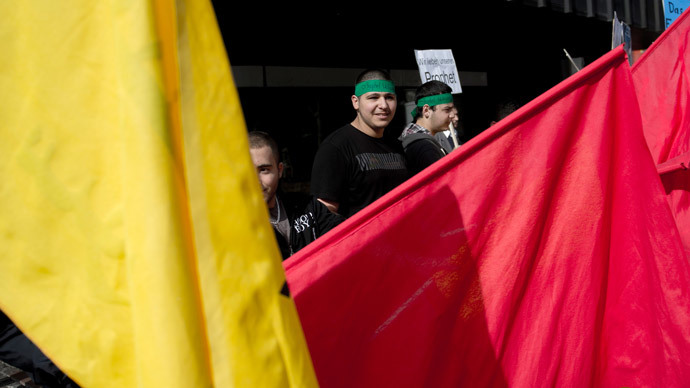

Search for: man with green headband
xmin=310 ymin=69 xmax=408 ymax=218
xmin=399 ymin=80 xmax=455 ymax=176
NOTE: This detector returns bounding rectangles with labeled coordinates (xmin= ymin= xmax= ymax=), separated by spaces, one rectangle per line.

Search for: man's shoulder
xmin=321 ymin=124 xmax=358 ymax=145
xmin=281 ymin=191 xmax=312 ymax=215
xmin=412 ymin=135 xmax=443 ymax=150
xmin=282 ymin=192 xmax=345 ymax=226
xmin=327 ymin=124 xmax=401 ymax=150
xmin=316 ymin=124 xmax=376 ymax=161
xmin=401 ymin=132 xmax=434 ymax=148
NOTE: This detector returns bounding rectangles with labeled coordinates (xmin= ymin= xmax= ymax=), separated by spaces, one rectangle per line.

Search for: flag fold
xmin=632 ymin=8 xmax=690 ymax=255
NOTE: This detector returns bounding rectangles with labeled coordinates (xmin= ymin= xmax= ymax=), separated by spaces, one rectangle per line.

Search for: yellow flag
xmin=0 ymin=1 xmax=317 ymax=387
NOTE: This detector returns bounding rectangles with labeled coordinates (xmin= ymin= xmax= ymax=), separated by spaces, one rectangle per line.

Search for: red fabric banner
xmin=632 ymin=9 xmax=690 ymax=165
xmin=284 ymin=48 xmax=690 ymax=387
xmin=632 ymin=10 xmax=690 ymax=255
xmin=658 ymin=156 xmax=690 ymax=255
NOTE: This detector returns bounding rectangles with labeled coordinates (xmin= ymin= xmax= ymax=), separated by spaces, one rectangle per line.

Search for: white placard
xmin=414 ymin=49 xmax=462 ymax=94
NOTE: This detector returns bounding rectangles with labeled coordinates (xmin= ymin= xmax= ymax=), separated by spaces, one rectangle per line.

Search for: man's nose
xmin=377 ymin=97 xmax=388 ymax=109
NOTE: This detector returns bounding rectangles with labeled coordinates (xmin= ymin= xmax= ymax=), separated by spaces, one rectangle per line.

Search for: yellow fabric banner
xmin=0 ymin=1 xmax=317 ymax=387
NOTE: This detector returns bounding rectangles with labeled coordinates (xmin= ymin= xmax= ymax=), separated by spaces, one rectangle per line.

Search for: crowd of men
xmin=250 ymin=69 xmax=462 ymax=260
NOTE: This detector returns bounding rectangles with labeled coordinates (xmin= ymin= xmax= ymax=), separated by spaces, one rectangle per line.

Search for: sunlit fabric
xmin=632 ymin=9 xmax=690 ymax=255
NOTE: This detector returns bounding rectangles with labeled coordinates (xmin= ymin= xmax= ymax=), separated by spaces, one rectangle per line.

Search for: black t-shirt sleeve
xmin=313 ymin=199 xmax=345 ymax=237
xmin=310 ymin=141 xmax=347 ymax=203
xmin=406 ymin=139 xmax=444 ymax=174
xmin=287 ymin=196 xmax=345 ymax=255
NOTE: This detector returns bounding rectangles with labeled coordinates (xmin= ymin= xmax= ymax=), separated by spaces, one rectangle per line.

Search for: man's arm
xmin=311 ymin=141 xmax=345 ymax=215
xmin=409 ymin=138 xmax=445 ymax=171
xmin=317 ymin=198 xmax=339 ymax=214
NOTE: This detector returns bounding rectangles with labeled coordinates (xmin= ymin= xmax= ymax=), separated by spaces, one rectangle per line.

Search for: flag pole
xmin=449 ymin=122 xmax=460 ymax=150
xmin=563 ymin=49 xmax=581 ymax=72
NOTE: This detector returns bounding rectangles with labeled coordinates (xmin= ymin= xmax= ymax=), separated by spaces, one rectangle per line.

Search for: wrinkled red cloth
xmin=284 ymin=48 xmax=690 ymax=387
xmin=632 ymin=10 xmax=690 ymax=255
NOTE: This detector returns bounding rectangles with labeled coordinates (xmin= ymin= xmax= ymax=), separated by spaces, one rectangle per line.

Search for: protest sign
xmin=664 ymin=0 xmax=689 ymax=28
xmin=414 ymin=49 xmax=462 ymax=93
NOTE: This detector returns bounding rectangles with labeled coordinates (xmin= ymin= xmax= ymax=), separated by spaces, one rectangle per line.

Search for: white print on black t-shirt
xmin=355 ymin=153 xmax=406 ymax=172
xmin=293 ymin=212 xmax=314 ymax=233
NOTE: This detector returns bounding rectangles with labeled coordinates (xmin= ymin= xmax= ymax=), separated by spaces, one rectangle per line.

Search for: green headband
xmin=411 ymin=93 xmax=453 ymax=119
xmin=354 ymin=80 xmax=396 ymax=97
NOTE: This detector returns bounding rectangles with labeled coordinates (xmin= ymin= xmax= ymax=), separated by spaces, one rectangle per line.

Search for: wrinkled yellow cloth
xmin=0 ymin=1 xmax=317 ymax=387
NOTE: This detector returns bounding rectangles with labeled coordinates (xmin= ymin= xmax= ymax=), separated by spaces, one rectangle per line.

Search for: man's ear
xmin=278 ymin=162 xmax=284 ymax=178
xmin=351 ymin=95 xmax=359 ymax=110
xmin=422 ymin=104 xmax=432 ymax=119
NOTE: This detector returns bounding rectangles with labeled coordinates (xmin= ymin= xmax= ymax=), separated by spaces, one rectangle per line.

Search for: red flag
xmin=632 ymin=10 xmax=690 ymax=254
xmin=632 ymin=9 xmax=690 ymax=165
xmin=657 ymin=154 xmax=690 ymax=256
xmin=284 ymin=48 xmax=690 ymax=387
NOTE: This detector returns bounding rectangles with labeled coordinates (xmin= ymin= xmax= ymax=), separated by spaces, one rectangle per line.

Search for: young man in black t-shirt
xmin=310 ymin=69 xmax=408 ymax=218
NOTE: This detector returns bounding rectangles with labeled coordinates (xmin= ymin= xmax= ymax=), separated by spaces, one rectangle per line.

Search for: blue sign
xmin=664 ymin=0 xmax=690 ymax=29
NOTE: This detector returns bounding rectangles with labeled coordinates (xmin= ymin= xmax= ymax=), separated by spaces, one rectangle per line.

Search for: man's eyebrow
xmin=256 ymin=163 xmax=273 ymax=168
